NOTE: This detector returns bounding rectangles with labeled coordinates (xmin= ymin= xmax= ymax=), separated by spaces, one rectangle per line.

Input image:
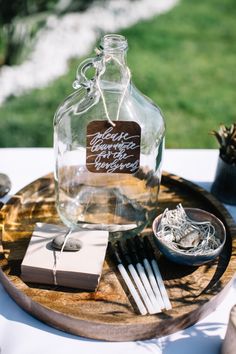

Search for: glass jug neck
xmin=100 ymin=34 xmax=128 ymax=66
xmin=98 ymin=34 xmax=129 ymax=90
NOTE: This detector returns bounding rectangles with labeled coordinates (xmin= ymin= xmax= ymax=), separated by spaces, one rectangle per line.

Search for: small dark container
xmin=211 ymin=156 xmax=236 ymax=206
xmin=152 ymin=208 xmax=226 ymax=266
xmin=0 ymin=173 xmax=11 ymax=197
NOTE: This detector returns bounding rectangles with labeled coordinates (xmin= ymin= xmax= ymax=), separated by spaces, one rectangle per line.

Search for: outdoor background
xmin=0 ymin=0 xmax=235 ymax=148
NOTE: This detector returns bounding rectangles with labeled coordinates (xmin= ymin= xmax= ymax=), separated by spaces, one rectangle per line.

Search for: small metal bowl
xmin=152 ymin=208 xmax=226 ymax=266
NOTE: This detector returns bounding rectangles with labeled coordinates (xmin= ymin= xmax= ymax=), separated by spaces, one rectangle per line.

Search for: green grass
xmin=0 ymin=0 xmax=235 ymax=147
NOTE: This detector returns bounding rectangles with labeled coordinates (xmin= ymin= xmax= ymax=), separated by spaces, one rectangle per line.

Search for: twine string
xmin=95 ymin=50 xmax=131 ymax=127
xmin=156 ymin=204 xmax=220 ymax=255
xmin=52 ymin=228 xmax=73 ymax=285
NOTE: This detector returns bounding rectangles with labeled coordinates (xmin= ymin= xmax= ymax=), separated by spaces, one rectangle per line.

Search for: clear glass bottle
xmin=54 ymin=34 xmax=165 ymax=233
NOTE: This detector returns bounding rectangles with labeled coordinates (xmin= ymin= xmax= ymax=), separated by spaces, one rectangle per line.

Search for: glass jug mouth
xmin=100 ymin=34 xmax=128 ymax=53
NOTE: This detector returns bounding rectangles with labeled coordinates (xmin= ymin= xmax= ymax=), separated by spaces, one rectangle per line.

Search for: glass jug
xmin=54 ymin=34 xmax=165 ymax=233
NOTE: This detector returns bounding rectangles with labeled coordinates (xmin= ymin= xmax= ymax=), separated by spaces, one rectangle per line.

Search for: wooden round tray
xmin=0 ymin=172 xmax=235 ymax=341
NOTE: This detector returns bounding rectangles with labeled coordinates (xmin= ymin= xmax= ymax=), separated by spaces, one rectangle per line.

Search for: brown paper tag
xmin=86 ymin=120 xmax=141 ymax=174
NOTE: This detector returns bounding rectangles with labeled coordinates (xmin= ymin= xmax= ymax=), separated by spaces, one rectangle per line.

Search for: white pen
xmin=117 ymin=263 xmax=148 ymax=315
xmin=144 ymin=236 xmax=172 ymax=310
xmin=128 ymin=263 xmax=156 ymax=314
xmin=143 ymin=258 xmax=165 ymax=310
xmin=136 ymin=262 xmax=162 ymax=313
xmin=151 ymin=259 xmax=172 ymax=310
xmin=108 ymin=243 xmax=147 ymax=315
xmin=134 ymin=235 xmax=165 ymax=310
xmin=116 ymin=241 xmax=156 ymax=314
xmin=126 ymin=239 xmax=161 ymax=314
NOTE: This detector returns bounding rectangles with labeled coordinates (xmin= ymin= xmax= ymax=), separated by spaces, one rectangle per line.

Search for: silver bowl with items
xmin=152 ymin=204 xmax=226 ymax=266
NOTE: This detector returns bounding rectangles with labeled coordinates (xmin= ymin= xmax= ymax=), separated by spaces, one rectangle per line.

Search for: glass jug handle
xmin=73 ymin=57 xmax=100 ymax=90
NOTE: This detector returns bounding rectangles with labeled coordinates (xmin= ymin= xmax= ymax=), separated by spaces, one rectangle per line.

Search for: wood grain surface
xmin=0 ymin=172 xmax=235 ymax=341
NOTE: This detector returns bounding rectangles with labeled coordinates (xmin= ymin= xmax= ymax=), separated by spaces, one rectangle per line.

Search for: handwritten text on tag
xmin=86 ymin=121 xmax=141 ymax=174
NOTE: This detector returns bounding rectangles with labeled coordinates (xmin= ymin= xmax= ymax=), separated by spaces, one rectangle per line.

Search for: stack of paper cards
xmin=21 ymin=223 xmax=109 ymax=291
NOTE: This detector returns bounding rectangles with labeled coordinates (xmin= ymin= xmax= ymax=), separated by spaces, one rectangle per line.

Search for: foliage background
xmin=0 ymin=0 xmax=235 ymax=148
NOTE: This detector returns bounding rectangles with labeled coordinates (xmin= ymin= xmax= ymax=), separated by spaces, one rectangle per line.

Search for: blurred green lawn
xmin=0 ymin=0 xmax=235 ymax=147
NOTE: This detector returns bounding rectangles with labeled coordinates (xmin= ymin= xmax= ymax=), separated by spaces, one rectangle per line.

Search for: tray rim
xmin=0 ymin=171 xmax=236 ymax=341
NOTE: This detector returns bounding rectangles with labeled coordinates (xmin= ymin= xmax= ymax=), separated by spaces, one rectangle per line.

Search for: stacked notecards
xmin=21 ymin=223 xmax=109 ymax=291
